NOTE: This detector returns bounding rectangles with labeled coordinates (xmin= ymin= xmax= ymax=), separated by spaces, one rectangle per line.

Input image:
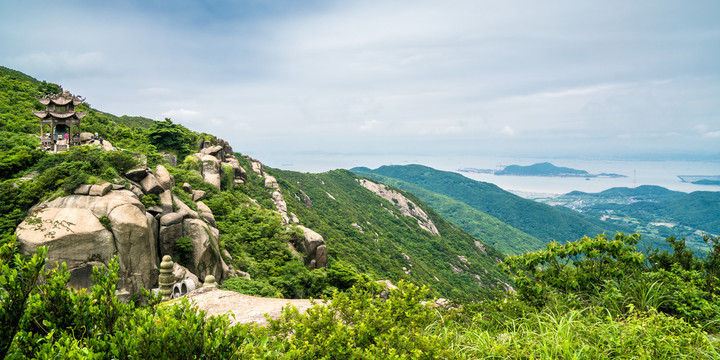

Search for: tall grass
xmin=427 ymin=304 xmax=719 ymax=359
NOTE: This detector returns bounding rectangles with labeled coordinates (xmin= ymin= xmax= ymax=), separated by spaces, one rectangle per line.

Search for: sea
xmin=256 ymin=153 xmax=720 ymax=197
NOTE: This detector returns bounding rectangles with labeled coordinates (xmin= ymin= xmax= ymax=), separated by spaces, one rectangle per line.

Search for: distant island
xmin=678 ymin=175 xmax=720 ymax=186
xmin=458 ymin=162 xmax=626 ymax=178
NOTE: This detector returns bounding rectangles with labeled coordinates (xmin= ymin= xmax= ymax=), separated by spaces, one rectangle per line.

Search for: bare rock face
xmin=89 ymin=183 xmax=112 ymax=196
xmin=154 ymin=165 xmax=173 ymax=191
xmin=140 ymin=173 xmax=164 ymax=195
xmin=296 ymin=225 xmax=327 ymax=269
xmin=183 ymin=219 xmax=230 ymax=282
xmin=125 ymin=168 xmax=149 ymax=182
xmin=196 ymin=201 xmax=216 ymax=228
xmin=15 ymin=190 xmax=158 ymax=293
xmin=358 ymin=179 xmax=440 ymax=236
xmin=199 ymin=155 xmax=221 ymax=190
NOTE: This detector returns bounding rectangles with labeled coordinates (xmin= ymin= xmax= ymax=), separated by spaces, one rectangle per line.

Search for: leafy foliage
xmin=175 ymin=236 xmax=194 ymax=268
xmin=0 ymin=237 xmax=47 ymax=358
xmin=354 ymin=171 xmax=544 ymax=255
xmin=146 ymin=118 xmax=195 ymax=159
xmin=272 ymin=168 xmax=509 ymax=299
xmin=352 ymin=164 xmax=629 ymax=248
xmin=500 ymin=233 xmax=646 ymax=306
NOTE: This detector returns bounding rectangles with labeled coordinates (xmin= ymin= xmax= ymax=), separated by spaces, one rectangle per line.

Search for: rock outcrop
xmin=190 ymin=138 xmax=246 ymax=190
xmin=358 ymin=179 xmax=441 ymax=236
xmin=15 ymin=162 xmax=234 ymax=294
xmin=16 ymin=190 xmax=158 ymax=293
xmin=247 ymin=156 xmax=327 ymax=269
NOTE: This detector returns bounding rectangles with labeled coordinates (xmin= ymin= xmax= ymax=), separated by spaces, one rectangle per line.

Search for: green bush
xmin=500 ymin=233 xmax=645 ymax=306
xmin=175 ymin=237 xmax=194 ymax=268
xmin=220 ymin=277 xmax=283 ymax=298
xmin=140 ymin=193 xmax=160 ymax=208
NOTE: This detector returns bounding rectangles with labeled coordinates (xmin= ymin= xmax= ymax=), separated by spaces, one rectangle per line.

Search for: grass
xmin=422 ymin=304 xmax=720 ymax=359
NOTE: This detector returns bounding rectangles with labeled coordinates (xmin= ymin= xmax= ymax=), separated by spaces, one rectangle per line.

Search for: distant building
xmin=34 ymin=89 xmax=87 ymax=152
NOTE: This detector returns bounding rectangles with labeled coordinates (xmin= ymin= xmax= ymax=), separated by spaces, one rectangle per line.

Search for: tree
xmin=0 ymin=236 xmax=47 ymax=358
xmin=146 ymin=118 xmax=194 ymax=159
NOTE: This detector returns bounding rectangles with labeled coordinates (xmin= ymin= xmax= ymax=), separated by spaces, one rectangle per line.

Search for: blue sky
xmin=2 ymin=0 xmax=719 ymax=170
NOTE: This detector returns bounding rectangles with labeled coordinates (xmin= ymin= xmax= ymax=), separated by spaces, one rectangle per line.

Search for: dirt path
xmin=184 ymin=286 xmax=319 ymax=326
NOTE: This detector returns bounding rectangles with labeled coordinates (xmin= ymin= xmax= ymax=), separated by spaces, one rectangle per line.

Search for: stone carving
xmin=159 ymin=255 xmax=175 ymax=301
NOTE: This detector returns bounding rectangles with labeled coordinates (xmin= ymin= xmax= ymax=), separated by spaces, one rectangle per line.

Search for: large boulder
xmin=89 ymin=183 xmax=112 ymax=197
xmin=199 ymin=155 xmax=221 ymax=190
xmin=79 ymin=132 xmax=95 ymax=144
xmin=159 ymin=189 xmax=174 ymax=215
xmin=158 ymin=222 xmax=183 ymax=258
xmin=296 ymin=225 xmax=327 ymax=269
xmin=125 ymin=168 xmax=149 ymax=182
xmin=182 ymin=219 xmax=230 ymax=282
xmin=15 ymin=207 xmax=115 ymax=273
xmin=223 ymin=157 xmax=246 ymax=182
xmin=15 ymin=190 xmax=158 ymax=293
xmin=140 ymin=173 xmax=164 ymax=195
xmin=155 ymin=165 xmax=173 ymax=191
xmin=201 ymin=145 xmax=224 ymax=158
xmin=196 ymin=201 xmax=216 ymax=228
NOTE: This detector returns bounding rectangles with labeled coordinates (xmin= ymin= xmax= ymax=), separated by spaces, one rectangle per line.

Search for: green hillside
xmin=2 ymin=65 xmax=719 ymax=358
xmin=546 ymin=186 xmax=720 ymax=252
xmin=353 ymin=171 xmax=544 ymax=255
xmin=0 ymin=66 xmax=509 ymax=300
xmin=352 ymin=164 xmax=630 ymax=248
xmin=269 ymin=168 xmax=509 ymax=299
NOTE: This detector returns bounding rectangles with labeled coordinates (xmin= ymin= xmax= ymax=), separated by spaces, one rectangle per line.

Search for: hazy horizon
xmin=2 ymin=1 xmax=719 ymax=162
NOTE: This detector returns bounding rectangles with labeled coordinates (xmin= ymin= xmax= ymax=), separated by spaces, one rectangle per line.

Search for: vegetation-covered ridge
xmin=352 ymin=164 xmax=633 ymax=251
xmin=2 ymin=65 xmax=719 ymax=358
xmin=540 ymin=184 xmax=720 ymax=253
xmin=352 ymin=170 xmax=544 ymax=255
xmin=268 ymin=167 xmax=510 ymax=299
xmin=3 ymin=232 xmax=719 ymax=358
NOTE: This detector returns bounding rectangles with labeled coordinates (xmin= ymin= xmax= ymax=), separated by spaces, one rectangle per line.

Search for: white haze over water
xmin=259 ymin=152 xmax=720 ymax=195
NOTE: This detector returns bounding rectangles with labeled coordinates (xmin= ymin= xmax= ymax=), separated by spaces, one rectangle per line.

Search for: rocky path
xmin=185 ymin=287 xmax=318 ymax=326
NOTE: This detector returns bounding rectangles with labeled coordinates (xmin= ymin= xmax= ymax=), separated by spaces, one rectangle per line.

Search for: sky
xmin=2 ymin=0 xmax=719 ymax=171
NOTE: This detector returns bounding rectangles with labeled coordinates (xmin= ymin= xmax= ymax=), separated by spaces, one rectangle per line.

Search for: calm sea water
xmin=257 ymin=153 xmax=720 ymax=195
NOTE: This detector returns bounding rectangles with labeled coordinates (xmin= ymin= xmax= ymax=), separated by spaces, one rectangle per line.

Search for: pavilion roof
xmin=37 ymin=89 xmax=85 ymax=107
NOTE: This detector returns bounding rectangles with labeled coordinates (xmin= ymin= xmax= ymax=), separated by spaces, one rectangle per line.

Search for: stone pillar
xmin=202 ymin=275 xmax=217 ymax=287
xmin=159 ymin=255 xmax=175 ymax=301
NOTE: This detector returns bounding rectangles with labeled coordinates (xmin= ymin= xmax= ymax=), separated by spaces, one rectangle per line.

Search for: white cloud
xmin=499 ymin=126 xmax=515 ymax=136
xmin=359 ymin=119 xmax=380 ymax=132
xmin=2 ymin=0 xmax=719 ymax=166
xmin=161 ymin=108 xmax=203 ymax=122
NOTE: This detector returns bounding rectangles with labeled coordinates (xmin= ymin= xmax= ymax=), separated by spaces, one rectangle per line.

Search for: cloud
xmin=1 ymin=0 xmax=719 ymax=167
xmin=703 ymin=131 xmax=720 ymax=138
xmin=359 ymin=119 xmax=380 ymax=131
xmin=499 ymin=126 xmax=515 ymax=136
xmin=161 ymin=108 xmax=203 ymax=122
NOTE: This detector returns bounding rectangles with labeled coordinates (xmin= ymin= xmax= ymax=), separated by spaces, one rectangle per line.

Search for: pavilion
xmin=34 ymin=89 xmax=87 ymax=152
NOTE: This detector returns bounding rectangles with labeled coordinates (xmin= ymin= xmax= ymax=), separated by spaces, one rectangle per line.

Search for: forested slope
xmin=269 ymin=168 xmax=510 ymax=299
xmin=352 ymin=164 xmax=630 ymax=247
xmin=353 ymin=171 xmax=544 ymax=255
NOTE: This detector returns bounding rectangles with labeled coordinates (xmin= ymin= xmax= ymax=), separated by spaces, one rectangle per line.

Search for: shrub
xmin=220 ymin=277 xmax=283 ymax=298
xmin=140 ymin=193 xmax=159 ymax=208
xmin=175 ymin=237 xmax=194 ymax=268
xmin=500 ymin=233 xmax=645 ymax=306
